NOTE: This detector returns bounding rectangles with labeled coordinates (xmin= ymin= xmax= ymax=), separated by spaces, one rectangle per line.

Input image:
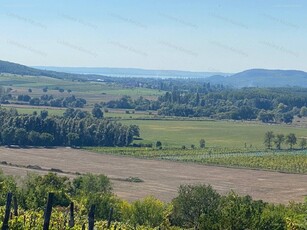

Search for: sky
xmin=0 ymin=0 xmax=307 ymax=73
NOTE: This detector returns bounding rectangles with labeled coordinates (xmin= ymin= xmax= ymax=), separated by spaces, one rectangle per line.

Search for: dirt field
xmin=0 ymin=147 xmax=306 ymax=204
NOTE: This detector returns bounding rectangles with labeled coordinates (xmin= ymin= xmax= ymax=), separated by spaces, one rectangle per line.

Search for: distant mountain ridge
xmin=0 ymin=60 xmax=106 ymax=81
xmin=33 ymin=66 xmax=229 ymax=79
xmin=2 ymin=60 xmax=307 ymax=88
xmin=205 ymin=69 xmax=307 ymax=88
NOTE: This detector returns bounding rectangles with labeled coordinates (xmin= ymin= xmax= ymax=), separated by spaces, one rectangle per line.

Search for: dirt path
xmin=0 ymin=147 xmax=306 ymax=203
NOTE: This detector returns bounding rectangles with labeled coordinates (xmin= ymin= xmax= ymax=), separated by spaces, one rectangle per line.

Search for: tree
xmin=1 ymin=127 xmax=15 ymax=146
xmin=124 ymin=196 xmax=166 ymax=228
xmin=156 ymin=141 xmax=162 ymax=149
xmin=28 ymin=88 xmax=32 ymax=93
xmin=40 ymin=133 xmax=54 ymax=146
xmin=72 ymin=173 xmax=111 ymax=196
xmin=92 ymin=107 xmax=103 ymax=119
xmin=40 ymin=110 xmax=48 ymax=119
xmin=274 ymin=134 xmax=285 ymax=150
xmin=67 ymin=132 xmax=80 ymax=146
xmin=15 ymin=128 xmax=28 ymax=146
xmin=172 ymin=184 xmax=221 ymax=229
xmin=42 ymin=87 xmax=48 ymax=92
xmin=299 ymin=138 xmax=307 ymax=149
xmin=199 ymin=139 xmax=206 ymax=148
xmin=264 ymin=131 xmax=275 ymax=149
xmin=285 ymin=133 xmax=297 ymax=149
xmin=300 ymin=106 xmax=307 ymax=117
xmin=28 ymin=131 xmax=41 ymax=146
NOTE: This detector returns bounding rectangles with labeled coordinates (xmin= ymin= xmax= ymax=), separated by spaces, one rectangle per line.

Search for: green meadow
xmin=122 ymin=119 xmax=307 ymax=149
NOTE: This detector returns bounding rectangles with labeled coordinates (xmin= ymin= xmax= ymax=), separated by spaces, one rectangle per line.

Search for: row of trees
xmin=264 ymin=131 xmax=306 ymax=150
xmin=1 ymin=172 xmax=306 ymax=229
xmin=101 ymin=87 xmax=307 ymax=123
xmin=0 ymin=107 xmax=139 ymax=147
xmin=19 ymin=94 xmax=87 ymax=108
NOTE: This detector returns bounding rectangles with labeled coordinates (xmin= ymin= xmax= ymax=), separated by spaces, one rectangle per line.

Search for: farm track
xmin=0 ymin=147 xmax=306 ymax=204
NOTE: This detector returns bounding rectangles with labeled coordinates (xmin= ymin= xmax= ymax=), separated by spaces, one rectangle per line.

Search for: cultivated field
xmin=0 ymin=147 xmax=306 ymax=204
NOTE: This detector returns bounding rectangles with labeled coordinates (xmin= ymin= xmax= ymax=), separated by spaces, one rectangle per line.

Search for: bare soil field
xmin=0 ymin=147 xmax=306 ymax=204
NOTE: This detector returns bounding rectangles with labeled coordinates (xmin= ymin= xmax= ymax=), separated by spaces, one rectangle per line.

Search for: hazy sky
xmin=1 ymin=0 xmax=307 ymax=72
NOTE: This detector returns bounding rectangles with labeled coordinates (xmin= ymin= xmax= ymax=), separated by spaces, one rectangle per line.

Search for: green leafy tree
xmin=122 ymin=196 xmax=166 ymax=228
xmin=220 ymin=192 xmax=265 ymax=230
xmin=15 ymin=128 xmax=28 ymax=146
xmin=67 ymin=132 xmax=80 ymax=146
xmin=199 ymin=139 xmax=206 ymax=149
xmin=40 ymin=110 xmax=48 ymax=119
xmin=92 ymin=106 xmax=104 ymax=118
xmin=19 ymin=173 xmax=71 ymax=209
xmin=171 ymin=184 xmax=221 ymax=229
xmin=264 ymin=131 xmax=275 ymax=149
xmin=274 ymin=134 xmax=285 ymax=150
xmin=286 ymin=133 xmax=297 ymax=149
xmin=299 ymin=138 xmax=307 ymax=149
xmin=28 ymin=131 xmax=41 ymax=146
xmin=1 ymin=127 xmax=15 ymax=146
xmin=156 ymin=141 xmax=162 ymax=149
xmin=72 ymin=173 xmax=112 ymax=196
xmin=40 ymin=133 xmax=54 ymax=146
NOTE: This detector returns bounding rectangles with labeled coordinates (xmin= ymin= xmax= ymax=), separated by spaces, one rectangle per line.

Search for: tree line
xmin=104 ymin=87 xmax=307 ymax=123
xmin=16 ymin=94 xmax=87 ymax=108
xmin=0 ymin=107 xmax=139 ymax=147
xmin=264 ymin=131 xmax=306 ymax=150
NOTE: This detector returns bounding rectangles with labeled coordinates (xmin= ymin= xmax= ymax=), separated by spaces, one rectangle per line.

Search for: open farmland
xmin=122 ymin=119 xmax=307 ymax=148
xmin=0 ymin=147 xmax=306 ymax=204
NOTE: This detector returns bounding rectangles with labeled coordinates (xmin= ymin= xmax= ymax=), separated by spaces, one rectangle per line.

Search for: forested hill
xmin=205 ymin=69 xmax=307 ymax=88
xmin=0 ymin=60 xmax=108 ymax=81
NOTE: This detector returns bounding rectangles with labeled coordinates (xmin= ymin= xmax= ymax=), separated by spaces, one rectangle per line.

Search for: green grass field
xmin=121 ymin=119 xmax=307 ymax=149
xmin=0 ymin=74 xmax=163 ymax=106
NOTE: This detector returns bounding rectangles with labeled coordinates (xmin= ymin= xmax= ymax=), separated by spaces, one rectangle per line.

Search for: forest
xmin=105 ymin=87 xmax=307 ymax=123
xmin=0 ymin=107 xmax=139 ymax=147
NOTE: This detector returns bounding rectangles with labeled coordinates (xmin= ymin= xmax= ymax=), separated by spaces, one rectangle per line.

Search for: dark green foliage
xmin=72 ymin=173 xmax=112 ymax=196
xmin=286 ymin=133 xmax=297 ymax=149
xmin=219 ymin=192 xmax=266 ymax=230
xmin=0 ymin=107 xmax=139 ymax=147
xmin=264 ymin=131 xmax=275 ymax=149
xmin=199 ymin=139 xmax=206 ymax=148
xmin=29 ymin=95 xmax=87 ymax=108
xmin=0 ymin=170 xmax=17 ymax=206
xmin=156 ymin=87 xmax=307 ymax=123
xmin=171 ymin=184 xmax=221 ymax=229
xmin=92 ymin=106 xmax=103 ymax=118
xmin=156 ymin=141 xmax=162 ymax=149
xmin=19 ymin=173 xmax=71 ymax=209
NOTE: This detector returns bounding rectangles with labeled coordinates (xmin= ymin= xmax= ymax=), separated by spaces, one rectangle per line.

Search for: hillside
xmin=205 ymin=69 xmax=307 ymax=88
xmin=33 ymin=66 xmax=229 ymax=79
xmin=0 ymin=60 xmax=107 ymax=81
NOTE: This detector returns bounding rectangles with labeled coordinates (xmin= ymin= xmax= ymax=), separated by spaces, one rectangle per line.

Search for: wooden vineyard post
xmin=69 ymin=202 xmax=75 ymax=227
xmin=13 ymin=195 xmax=18 ymax=216
xmin=43 ymin=193 xmax=54 ymax=230
xmin=88 ymin=205 xmax=95 ymax=230
xmin=1 ymin=193 xmax=12 ymax=230
xmin=107 ymin=207 xmax=113 ymax=228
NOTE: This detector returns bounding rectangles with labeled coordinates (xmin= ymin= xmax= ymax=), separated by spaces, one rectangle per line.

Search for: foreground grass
xmin=86 ymin=147 xmax=307 ymax=174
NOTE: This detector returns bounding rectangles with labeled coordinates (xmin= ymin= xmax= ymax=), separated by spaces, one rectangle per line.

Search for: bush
xmin=121 ymin=196 xmax=166 ymax=227
xmin=171 ymin=184 xmax=221 ymax=229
